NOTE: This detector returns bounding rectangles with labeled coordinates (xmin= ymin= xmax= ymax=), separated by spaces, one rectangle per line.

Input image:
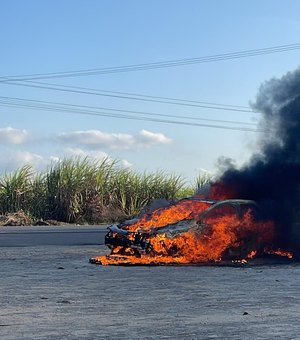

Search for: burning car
xmin=90 ymin=197 xmax=289 ymax=265
xmin=105 ymin=199 xmax=259 ymax=256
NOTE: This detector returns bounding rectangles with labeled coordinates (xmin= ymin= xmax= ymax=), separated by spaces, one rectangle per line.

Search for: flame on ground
xmin=265 ymin=248 xmax=293 ymax=259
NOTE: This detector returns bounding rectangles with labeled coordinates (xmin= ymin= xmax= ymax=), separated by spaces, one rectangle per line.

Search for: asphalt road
xmin=1 ymin=244 xmax=300 ymax=339
xmin=1 ymin=226 xmax=300 ymax=339
xmin=0 ymin=225 xmax=108 ymax=247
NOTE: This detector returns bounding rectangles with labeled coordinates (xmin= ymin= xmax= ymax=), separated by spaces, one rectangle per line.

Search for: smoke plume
xmin=214 ymin=68 xmax=300 ymax=253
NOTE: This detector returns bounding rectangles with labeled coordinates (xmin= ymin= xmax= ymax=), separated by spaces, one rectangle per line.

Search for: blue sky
xmin=1 ymin=0 xmax=300 ymax=181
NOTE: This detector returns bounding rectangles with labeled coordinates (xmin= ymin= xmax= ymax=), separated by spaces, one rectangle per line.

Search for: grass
xmin=0 ymin=157 xmax=213 ymax=224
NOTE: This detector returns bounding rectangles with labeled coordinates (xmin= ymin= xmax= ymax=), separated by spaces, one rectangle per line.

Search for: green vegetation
xmin=0 ymin=157 xmax=212 ymax=224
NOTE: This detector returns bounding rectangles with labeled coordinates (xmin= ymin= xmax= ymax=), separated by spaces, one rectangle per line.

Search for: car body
xmin=104 ymin=198 xmax=263 ymax=260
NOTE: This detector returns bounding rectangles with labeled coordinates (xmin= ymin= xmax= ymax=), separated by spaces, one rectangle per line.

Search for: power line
xmin=1 ymin=43 xmax=300 ymax=81
xmin=0 ymin=102 xmax=261 ymax=132
xmin=29 ymin=81 xmax=251 ymax=109
xmin=0 ymin=97 xmax=263 ymax=132
xmin=0 ymin=95 xmax=257 ymax=127
xmin=2 ymin=80 xmax=255 ymax=113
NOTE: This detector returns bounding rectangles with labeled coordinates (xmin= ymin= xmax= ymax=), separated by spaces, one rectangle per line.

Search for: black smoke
xmin=216 ymin=68 xmax=300 ymax=253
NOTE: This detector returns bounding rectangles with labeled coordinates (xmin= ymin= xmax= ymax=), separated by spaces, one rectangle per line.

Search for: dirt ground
xmin=1 ymin=245 xmax=300 ymax=340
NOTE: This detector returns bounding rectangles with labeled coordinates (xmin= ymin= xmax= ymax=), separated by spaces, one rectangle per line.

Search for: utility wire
xmin=0 ymin=103 xmax=260 ymax=132
xmin=0 ymin=95 xmax=257 ymax=126
xmin=2 ymin=80 xmax=255 ymax=113
xmin=0 ymin=97 xmax=263 ymax=132
xmin=1 ymin=43 xmax=300 ymax=81
xmin=30 ymin=81 xmax=253 ymax=110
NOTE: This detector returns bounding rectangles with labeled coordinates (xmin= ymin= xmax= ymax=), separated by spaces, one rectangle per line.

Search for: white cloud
xmin=49 ymin=156 xmax=60 ymax=163
xmin=64 ymin=147 xmax=109 ymax=161
xmin=0 ymin=127 xmax=30 ymax=145
xmin=120 ymin=159 xmax=133 ymax=168
xmin=51 ymin=147 xmax=132 ymax=169
xmin=0 ymin=150 xmax=44 ymax=172
xmin=57 ymin=129 xmax=172 ymax=150
xmin=58 ymin=130 xmax=134 ymax=149
xmin=137 ymin=129 xmax=172 ymax=145
xmin=195 ymin=168 xmax=214 ymax=175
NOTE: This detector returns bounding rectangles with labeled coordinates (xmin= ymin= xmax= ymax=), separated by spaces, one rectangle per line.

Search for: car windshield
xmin=124 ymin=198 xmax=215 ymax=233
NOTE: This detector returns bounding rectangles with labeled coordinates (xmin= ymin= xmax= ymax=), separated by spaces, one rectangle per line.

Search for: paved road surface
xmin=1 ymin=226 xmax=300 ymax=339
xmin=1 ymin=244 xmax=300 ymax=339
xmin=0 ymin=225 xmax=108 ymax=247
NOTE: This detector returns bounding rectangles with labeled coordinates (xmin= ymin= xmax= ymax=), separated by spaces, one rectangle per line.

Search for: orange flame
xmin=265 ymin=248 xmax=293 ymax=259
xmin=209 ymin=183 xmax=238 ymax=200
xmin=93 ymin=202 xmax=286 ymax=265
xmin=126 ymin=199 xmax=212 ymax=233
xmin=247 ymin=250 xmax=257 ymax=259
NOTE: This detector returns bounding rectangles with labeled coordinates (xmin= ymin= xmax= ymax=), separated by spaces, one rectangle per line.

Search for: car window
xmin=202 ymin=204 xmax=237 ymax=222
